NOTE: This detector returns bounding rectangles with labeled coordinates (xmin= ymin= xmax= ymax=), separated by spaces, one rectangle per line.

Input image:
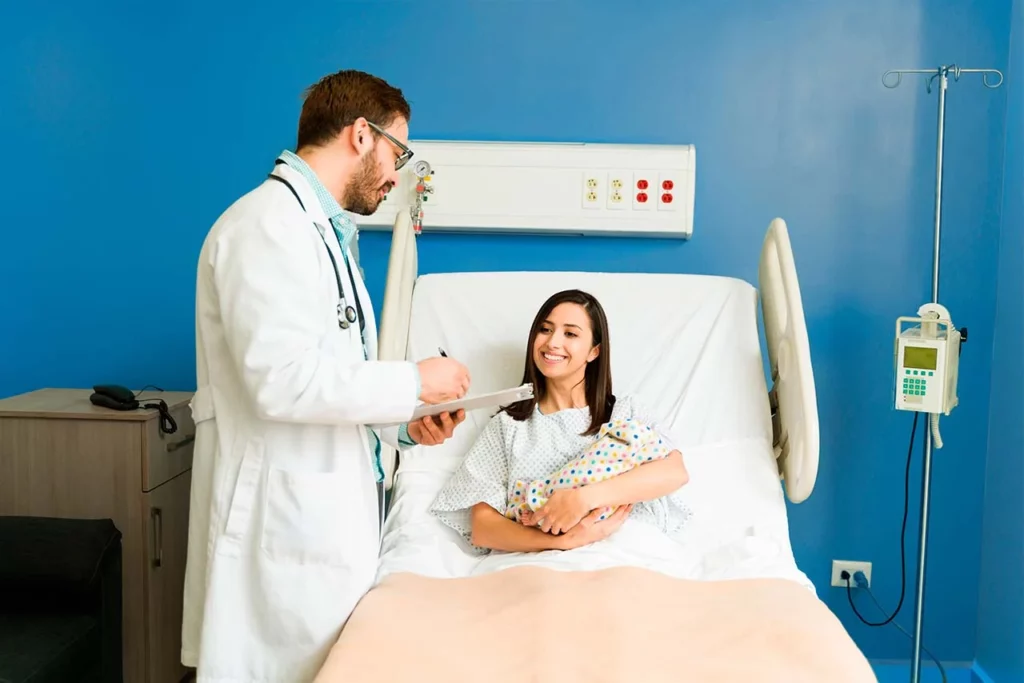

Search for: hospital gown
xmin=430 ymin=394 xmax=694 ymax=553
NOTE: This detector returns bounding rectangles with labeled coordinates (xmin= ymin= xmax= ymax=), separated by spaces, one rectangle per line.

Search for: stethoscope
xmin=269 ymin=166 xmax=390 ymax=531
xmin=267 ymin=167 xmax=365 ymax=336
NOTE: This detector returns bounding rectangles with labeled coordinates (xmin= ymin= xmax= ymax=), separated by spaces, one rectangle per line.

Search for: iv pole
xmin=881 ymin=64 xmax=1003 ymax=683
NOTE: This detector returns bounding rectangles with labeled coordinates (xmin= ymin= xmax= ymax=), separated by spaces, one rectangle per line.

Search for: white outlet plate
xmin=606 ymin=169 xmax=629 ymax=210
xmin=582 ymin=170 xmax=603 ymax=209
xmin=831 ymin=560 xmax=872 ymax=587
xmin=359 ymin=139 xmax=696 ymax=238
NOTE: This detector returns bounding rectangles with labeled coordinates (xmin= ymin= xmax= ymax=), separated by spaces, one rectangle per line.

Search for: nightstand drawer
xmin=143 ymin=401 xmax=195 ymax=491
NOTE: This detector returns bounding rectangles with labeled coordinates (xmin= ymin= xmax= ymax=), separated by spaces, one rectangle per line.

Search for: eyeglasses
xmin=366 ymin=120 xmax=413 ymax=170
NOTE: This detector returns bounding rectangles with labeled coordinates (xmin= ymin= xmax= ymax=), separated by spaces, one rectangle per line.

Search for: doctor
xmin=181 ymin=69 xmax=470 ymax=682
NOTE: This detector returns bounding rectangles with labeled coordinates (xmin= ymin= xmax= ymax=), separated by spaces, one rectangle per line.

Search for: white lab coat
xmin=181 ymin=162 xmax=419 ymax=682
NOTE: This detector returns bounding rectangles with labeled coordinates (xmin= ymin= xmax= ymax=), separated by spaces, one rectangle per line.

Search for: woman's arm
xmin=530 ymin=451 xmax=689 ymax=535
xmin=470 ymin=503 xmax=569 ymax=552
xmin=471 ymin=502 xmax=635 ymax=552
xmin=581 ymin=450 xmax=688 ymax=510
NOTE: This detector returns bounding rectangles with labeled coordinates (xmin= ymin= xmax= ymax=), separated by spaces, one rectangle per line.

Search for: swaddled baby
xmin=505 ymin=417 xmax=672 ymax=525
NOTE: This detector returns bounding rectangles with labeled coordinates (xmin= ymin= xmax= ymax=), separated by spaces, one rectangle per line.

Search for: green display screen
xmin=904 ymin=345 xmax=937 ymax=370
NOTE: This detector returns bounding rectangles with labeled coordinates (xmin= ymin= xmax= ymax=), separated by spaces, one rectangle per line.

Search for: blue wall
xmin=976 ymin=0 xmax=1024 ymax=679
xmin=0 ymin=0 xmax=1013 ymax=662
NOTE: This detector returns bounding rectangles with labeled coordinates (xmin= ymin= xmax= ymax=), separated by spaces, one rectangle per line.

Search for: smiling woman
xmin=428 ymin=289 xmax=692 ymax=554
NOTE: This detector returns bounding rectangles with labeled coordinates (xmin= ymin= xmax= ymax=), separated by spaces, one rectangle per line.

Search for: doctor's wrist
xmin=397 ymin=423 xmax=417 ymax=447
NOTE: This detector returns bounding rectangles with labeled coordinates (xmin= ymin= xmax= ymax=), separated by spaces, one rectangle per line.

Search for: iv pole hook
xmin=882 ymin=65 xmax=1004 ymax=91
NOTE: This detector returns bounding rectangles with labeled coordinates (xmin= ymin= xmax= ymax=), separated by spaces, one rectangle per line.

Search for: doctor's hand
xmin=406 ymin=409 xmax=466 ymax=446
xmin=417 ymin=357 xmax=470 ymax=404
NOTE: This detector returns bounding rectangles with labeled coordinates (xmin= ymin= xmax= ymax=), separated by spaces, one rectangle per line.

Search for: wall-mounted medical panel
xmin=360 ymin=140 xmax=696 ymax=238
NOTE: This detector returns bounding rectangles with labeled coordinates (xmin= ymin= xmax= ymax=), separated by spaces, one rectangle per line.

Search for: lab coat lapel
xmin=269 ymin=163 xmax=357 ymax=343
xmin=349 ymin=249 xmax=379 ymax=361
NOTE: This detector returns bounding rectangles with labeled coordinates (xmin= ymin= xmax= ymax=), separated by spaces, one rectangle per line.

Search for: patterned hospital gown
xmin=430 ymin=394 xmax=694 ymax=553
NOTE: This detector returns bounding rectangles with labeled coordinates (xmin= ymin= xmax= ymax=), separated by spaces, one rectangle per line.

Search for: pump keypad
xmin=902 ymin=369 xmax=935 ymax=396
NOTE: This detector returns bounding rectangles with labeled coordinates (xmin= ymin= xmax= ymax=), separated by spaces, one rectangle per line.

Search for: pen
xmin=438 ymin=347 xmax=448 ymax=357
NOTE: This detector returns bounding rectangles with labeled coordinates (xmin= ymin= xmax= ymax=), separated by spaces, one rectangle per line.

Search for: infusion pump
xmin=894 ymin=303 xmax=964 ymax=415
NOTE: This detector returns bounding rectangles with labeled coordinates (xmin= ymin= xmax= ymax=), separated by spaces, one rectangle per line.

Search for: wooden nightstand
xmin=0 ymin=388 xmax=196 ymax=683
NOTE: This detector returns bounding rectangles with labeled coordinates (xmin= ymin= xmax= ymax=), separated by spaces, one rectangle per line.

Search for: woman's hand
xmin=529 ymin=488 xmax=593 ymax=535
xmin=558 ymin=504 xmax=633 ymax=550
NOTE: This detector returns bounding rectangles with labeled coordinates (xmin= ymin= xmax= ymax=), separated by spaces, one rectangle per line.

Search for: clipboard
xmin=373 ymin=383 xmax=534 ymax=428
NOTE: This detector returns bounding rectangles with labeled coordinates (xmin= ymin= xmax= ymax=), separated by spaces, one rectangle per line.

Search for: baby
xmin=506 ymin=418 xmax=672 ymax=525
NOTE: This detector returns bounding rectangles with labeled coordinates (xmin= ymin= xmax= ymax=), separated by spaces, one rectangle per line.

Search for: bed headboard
xmin=376 ymin=215 xmax=819 ymax=503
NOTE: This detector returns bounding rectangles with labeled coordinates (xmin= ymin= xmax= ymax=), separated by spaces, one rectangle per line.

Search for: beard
xmin=342 ymin=153 xmax=392 ymax=216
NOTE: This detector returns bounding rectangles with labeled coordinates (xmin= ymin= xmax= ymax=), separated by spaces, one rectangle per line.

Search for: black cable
xmin=845 ymin=411 xmax=918 ymax=627
xmin=134 ymin=386 xmax=177 ymax=434
xmin=860 ymin=581 xmax=947 ymax=683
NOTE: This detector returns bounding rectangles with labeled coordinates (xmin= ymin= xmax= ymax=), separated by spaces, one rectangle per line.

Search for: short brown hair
xmin=296 ymin=69 xmax=411 ymax=150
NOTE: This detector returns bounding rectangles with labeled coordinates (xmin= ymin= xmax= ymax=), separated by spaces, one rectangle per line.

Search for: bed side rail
xmin=378 ymin=211 xmax=418 ymax=490
xmin=758 ymin=217 xmax=819 ymax=503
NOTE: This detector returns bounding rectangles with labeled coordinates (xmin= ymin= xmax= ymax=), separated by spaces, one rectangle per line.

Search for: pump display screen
xmin=904 ymin=345 xmax=937 ymax=370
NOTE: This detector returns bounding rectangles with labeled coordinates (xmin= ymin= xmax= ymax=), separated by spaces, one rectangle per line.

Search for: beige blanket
xmin=316 ymin=566 xmax=875 ymax=683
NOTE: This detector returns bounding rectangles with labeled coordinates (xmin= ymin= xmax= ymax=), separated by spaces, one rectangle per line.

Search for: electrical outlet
xmin=632 ymin=170 xmax=656 ymax=211
xmin=657 ymin=172 xmax=679 ymax=211
xmin=606 ymin=170 xmax=628 ymax=210
xmin=582 ymin=171 xmax=603 ymax=209
xmin=831 ymin=560 xmax=872 ymax=588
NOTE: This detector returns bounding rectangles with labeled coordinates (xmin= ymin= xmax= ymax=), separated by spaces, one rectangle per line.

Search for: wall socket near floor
xmin=831 ymin=560 xmax=872 ymax=587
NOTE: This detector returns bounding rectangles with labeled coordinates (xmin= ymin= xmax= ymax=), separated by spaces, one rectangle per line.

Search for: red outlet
xmin=637 ymin=179 xmax=649 ymax=190
xmin=662 ymin=179 xmax=674 ymax=190
xmin=637 ymin=192 xmax=648 ymax=203
xmin=662 ymin=192 xmax=673 ymax=204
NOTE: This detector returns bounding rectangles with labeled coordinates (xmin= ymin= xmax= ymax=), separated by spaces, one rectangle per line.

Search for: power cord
xmin=135 ymin=385 xmax=178 ymax=435
xmin=843 ymin=411 xmax=919 ymax=626
xmin=842 ymin=570 xmax=946 ymax=683
xmin=838 ymin=411 xmax=945 ymax=681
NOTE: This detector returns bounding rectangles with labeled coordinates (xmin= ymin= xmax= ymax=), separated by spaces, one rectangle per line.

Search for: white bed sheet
xmin=376 ymin=271 xmax=813 ymax=592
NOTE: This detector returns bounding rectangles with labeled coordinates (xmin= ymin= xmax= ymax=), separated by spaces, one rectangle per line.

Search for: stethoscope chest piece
xmin=266 ymin=171 xmax=366 ymax=338
xmin=337 ymin=303 xmax=358 ymax=329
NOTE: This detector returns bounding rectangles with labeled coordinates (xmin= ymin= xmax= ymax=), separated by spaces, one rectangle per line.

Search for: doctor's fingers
xmin=420 ymin=415 xmax=446 ymax=443
xmin=435 ymin=411 xmax=457 ymax=437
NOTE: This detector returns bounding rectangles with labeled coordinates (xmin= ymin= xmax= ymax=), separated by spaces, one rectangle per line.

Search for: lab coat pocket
xmin=260 ymin=469 xmax=353 ymax=567
xmin=220 ymin=437 xmax=265 ymax=552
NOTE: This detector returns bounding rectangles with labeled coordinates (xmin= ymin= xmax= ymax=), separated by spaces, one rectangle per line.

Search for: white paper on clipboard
xmin=372 ymin=383 xmax=534 ymax=428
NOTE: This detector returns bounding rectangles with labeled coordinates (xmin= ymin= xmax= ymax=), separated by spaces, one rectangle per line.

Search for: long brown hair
xmin=501 ymin=289 xmax=614 ymax=436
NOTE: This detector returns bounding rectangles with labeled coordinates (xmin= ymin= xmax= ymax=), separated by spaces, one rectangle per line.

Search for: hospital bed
xmin=314 ymin=213 xmax=875 ymax=682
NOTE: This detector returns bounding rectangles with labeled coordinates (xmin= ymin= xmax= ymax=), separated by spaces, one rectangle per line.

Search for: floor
xmin=871 ymin=661 xmax=994 ymax=683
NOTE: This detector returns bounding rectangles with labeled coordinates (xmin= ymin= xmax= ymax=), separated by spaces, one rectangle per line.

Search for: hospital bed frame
xmin=377 ymin=214 xmax=819 ymax=504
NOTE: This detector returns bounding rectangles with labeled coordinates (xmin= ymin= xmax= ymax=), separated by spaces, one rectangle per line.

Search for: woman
xmin=430 ymin=289 xmax=692 ymax=554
